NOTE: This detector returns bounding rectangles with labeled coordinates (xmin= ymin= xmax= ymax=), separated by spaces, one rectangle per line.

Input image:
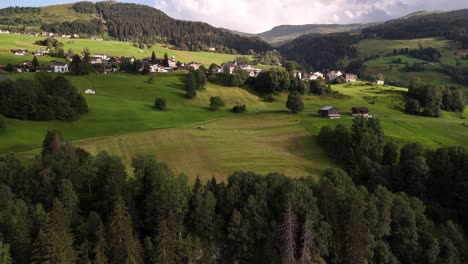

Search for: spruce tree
xmin=185 ymin=73 xmax=197 ymax=99
xmin=151 ymin=51 xmax=157 ymax=64
xmin=106 ymin=196 xmax=142 ymax=264
xmin=32 ymin=56 xmax=39 ymax=68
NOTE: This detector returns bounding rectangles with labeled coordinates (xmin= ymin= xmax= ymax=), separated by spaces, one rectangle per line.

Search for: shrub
xmin=154 ymin=98 xmax=167 ymax=111
xmin=286 ymin=91 xmax=304 ymax=114
xmin=405 ymin=99 xmax=420 ymax=115
xmin=209 ymin=96 xmax=225 ymax=111
xmin=232 ymin=104 xmax=246 ymax=113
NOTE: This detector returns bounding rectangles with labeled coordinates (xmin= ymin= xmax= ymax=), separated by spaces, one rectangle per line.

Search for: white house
xmin=0 ymin=30 xmax=10 ymax=34
xmin=328 ymin=71 xmax=343 ymax=80
xmin=221 ymin=61 xmax=237 ymax=74
xmin=84 ymin=89 xmax=96 ymax=95
xmin=377 ymin=80 xmax=385 ymax=85
xmin=150 ymin=64 xmax=168 ymax=73
xmin=51 ymin=62 xmax=69 ymax=73
xmin=239 ymin=65 xmax=262 ymax=77
xmin=94 ymin=54 xmax=108 ymax=60
xmin=13 ymin=49 xmax=28 ymax=56
xmin=293 ymin=70 xmax=303 ymax=80
xmin=308 ymin=72 xmax=324 ymax=80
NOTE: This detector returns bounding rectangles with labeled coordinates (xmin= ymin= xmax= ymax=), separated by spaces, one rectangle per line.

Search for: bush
xmin=209 ymin=96 xmax=225 ymax=111
xmin=405 ymin=99 xmax=420 ymax=115
xmin=154 ymin=98 xmax=167 ymax=111
xmin=232 ymin=104 xmax=246 ymax=113
xmin=286 ymin=91 xmax=304 ymax=114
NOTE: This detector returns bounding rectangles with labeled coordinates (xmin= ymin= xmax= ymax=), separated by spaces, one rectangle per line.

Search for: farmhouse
xmin=84 ymin=89 xmax=96 ymax=95
xmin=351 ymin=107 xmax=370 ymax=117
xmin=187 ymin=62 xmax=200 ymax=71
xmin=34 ymin=49 xmax=49 ymax=56
xmin=150 ymin=64 xmax=168 ymax=73
xmin=305 ymin=72 xmax=324 ymax=80
xmin=12 ymin=49 xmax=28 ymax=56
xmin=377 ymin=80 xmax=385 ymax=85
xmin=221 ymin=61 xmax=237 ymax=74
xmin=92 ymin=64 xmax=114 ymax=74
xmin=318 ymin=106 xmax=341 ymax=119
xmin=51 ymin=62 xmax=69 ymax=73
xmin=327 ymin=71 xmax=342 ymax=80
xmin=345 ymin=73 xmax=358 ymax=82
xmin=168 ymin=58 xmax=177 ymax=69
xmin=239 ymin=64 xmax=262 ymax=77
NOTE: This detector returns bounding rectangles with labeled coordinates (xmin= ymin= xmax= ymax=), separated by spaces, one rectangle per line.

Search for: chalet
xmin=351 ymin=107 xmax=370 ymax=117
xmin=187 ymin=62 xmax=200 ymax=71
xmin=85 ymin=89 xmax=96 ymax=95
xmin=108 ymin=57 xmax=121 ymax=64
xmin=92 ymin=64 xmax=114 ymax=74
xmin=318 ymin=106 xmax=341 ymax=119
xmin=13 ymin=49 xmax=28 ymax=56
xmin=327 ymin=71 xmax=342 ymax=80
xmin=168 ymin=59 xmax=177 ymax=69
xmin=209 ymin=64 xmax=222 ymax=73
xmin=376 ymin=80 xmax=385 ymax=85
xmin=345 ymin=73 xmax=358 ymax=83
xmin=0 ymin=30 xmax=10 ymax=34
xmin=293 ymin=70 xmax=302 ymax=80
xmin=51 ymin=62 xmax=69 ymax=73
xmin=89 ymin=57 xmax=103 ymax=64
xmin=149 ymin=64 xmax=168 ymax=73
xmin=305 ymin=72 xmax=324 ymax=80
xmin=94 ymin=54 xmax=108 ymax=60
xmin=221 ymin=61 xmax=237 ymax=74
xmin=34 ymin=49 xmax=49 ymax=56
xmin=239 ymin=65 xmax=262 ymax=77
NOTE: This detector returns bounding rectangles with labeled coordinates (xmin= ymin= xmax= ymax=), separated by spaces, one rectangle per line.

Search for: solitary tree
xmin=286 ymin=91 xmax=304 ymax=114
xmin=154 ymin=98 xmax=167 ymax=111
xmin=209 ymin=96 xmax=225 ymax=111
xmin=151 ymin=51 xmax=157 ymax=63
xmin=185 ymin=73 xmax=197 ymax=99
xmin=32 ymin=56 xmax=39 ymax=68
xmin=163 ymin=53 xmax=169 ymax=67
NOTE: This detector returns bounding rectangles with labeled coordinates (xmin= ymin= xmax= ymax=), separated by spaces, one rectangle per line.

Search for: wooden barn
xmin=351 ymin=107 xmax=370 ymax=117
xmin=318 ymin=106 xmax=341 ymax=119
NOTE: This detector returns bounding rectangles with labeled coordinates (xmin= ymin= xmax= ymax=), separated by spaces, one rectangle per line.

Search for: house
xmin=108 ymin=57 xmax=121 ymax=64
xmin=168 ymin=59 xmax=177 ymax=69
xmin=221 ymin=61 xmax=237 ymax=74
xmin=306 ymin=72 xmax=324 ymax=80
xmin=12 ymin=49 xmax=28 ymax=56
xmin=73 ymin=34 xmax=79 ymax=38
xmin=318 ymin=106 xmax=341 ymax=119
xmin=208 ymin=47 xmax=216 ymax=52
xmin=51 ymin=62 xmax=69 ymax=73
xmin=209 ymin=64 xmax=222 ymax=73
xmin=89 ymin=57 xmax=103 ymax=64
xmin=293 ymin=70 xmax=302 ymax=80
xmin=149 ymin=64 xmax=168 ymax=73
xmin=34 ymin=49 xmax=49 ymax=56
xmin=84 ymin=89 xmax=96 ymax=95
xmin=345 ymin=73 xmax=358 ymax=82
xmin=0 ymin=30 xmax=10 ymax=34
xmin=187 ymin=62 xmax=200 ymax=71
xmin=94 ymin=54 xmax=108 ymax=60
xmin=239 ymin=65 xmax=262 ymax=77
xmin=92 ymin=64 xmax=114 ymax=74
xmin=376 ymin=80 xmax=385 ymax=85
xmin=327 ymin=71 xmax=342 ymax=80
xmin=351 ymin=107 xmax=370 ymax=117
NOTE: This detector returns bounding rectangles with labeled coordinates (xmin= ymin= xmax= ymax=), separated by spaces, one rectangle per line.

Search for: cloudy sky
xmin=1 ymin=0 xmax=468 ymax=33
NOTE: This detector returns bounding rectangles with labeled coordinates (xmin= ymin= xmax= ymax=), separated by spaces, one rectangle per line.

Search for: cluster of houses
xmin=303 ymin=70 xmax=358 ymax=83
xmin=317 ymin=106 xmax=372 ymax=119
xmin=210 ymin=61 xmax=263 ymax=78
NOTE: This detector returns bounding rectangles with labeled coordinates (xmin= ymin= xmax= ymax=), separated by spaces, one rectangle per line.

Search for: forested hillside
xmin=0 ymin=130 xmax=466 ymax=263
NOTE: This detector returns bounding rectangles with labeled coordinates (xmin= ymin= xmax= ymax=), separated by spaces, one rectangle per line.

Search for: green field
xmin=0 ymin=34 xmax=246 ymax=66
xmin=2 ymin=71 xmax=467 ymax=181
xmin=352 ymin=38 xmax=468 ymax=90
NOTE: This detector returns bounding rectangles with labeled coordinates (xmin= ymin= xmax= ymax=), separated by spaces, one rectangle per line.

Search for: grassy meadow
xmin=2 ymin=71 xmax=466 ymax=181
xmin=0 ymin=34 xmax=245 ymax=66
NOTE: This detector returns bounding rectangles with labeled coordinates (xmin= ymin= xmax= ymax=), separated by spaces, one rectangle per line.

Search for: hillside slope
xmin=0 ymin=2 xmax=272 ymax=54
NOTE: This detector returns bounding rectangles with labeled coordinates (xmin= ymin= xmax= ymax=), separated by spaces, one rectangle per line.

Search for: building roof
xmin=352 ymin=107 xmax=369 ymax=112
xmin=51 ymin=62 xmax=67 ymax=66
xmin=320 ymin=106 xmax=336 ymax=111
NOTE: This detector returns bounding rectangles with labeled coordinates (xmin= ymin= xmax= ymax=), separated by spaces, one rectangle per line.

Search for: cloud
xmin=154 ymin=0 xmax=468 ymax=33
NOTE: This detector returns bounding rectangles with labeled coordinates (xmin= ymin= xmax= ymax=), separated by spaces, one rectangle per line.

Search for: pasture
xmin=0 ymin=34 xmax=246 ymax=66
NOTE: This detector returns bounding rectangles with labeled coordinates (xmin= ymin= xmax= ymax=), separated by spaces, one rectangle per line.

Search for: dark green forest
xmin=0 ymin=119 xmax=467 ymax=263
xmin=0 ymin=74 xmax=88 ymax=121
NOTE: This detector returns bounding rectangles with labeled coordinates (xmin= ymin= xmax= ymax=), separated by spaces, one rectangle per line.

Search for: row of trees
xmin=254 ymin=68 xmax=306 ymax=95
xmin=318 ymin=118 xmax=468 ymax=236
xmin=185 ymin=69 xmax=207 ymax=99
xmin=0 ymin=74 xmax=88 ymax=121
xmin=40 ymin=19 xmax=105 ymax=36
xmin=392 ymin=46 xmax=442 ymax=62
xmin=0 ymin=130 xmax=465 ymax=263
xmin=405 ymin=77 xmax=465 ymax=117
xmin=72 ymin=1 xmax=96 ymax=14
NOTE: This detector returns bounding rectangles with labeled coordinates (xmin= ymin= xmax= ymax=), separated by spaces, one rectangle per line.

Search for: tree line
xmin=40 ymin=19 xmax=105 ymax=36
xmin=405 ymin=77 xmax=465 ymax=117
xmin=318 ymin=117 xmax=468 ymax=243
xmin=0 ymin=74 xmax=88 ymax=121
xmin=392 ymin=46 xmax=442 ymax=62
xmin=72 ymin=1 xmax=96 ymax=14
xmin=0 ymin=130 xmax=466 ymax=263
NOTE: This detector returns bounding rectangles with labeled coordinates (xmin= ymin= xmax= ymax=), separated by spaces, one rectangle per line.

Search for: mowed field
xmin=72 ymin=114 xmax=333 ymax=182
xmin=2 ymin=72 xmax=467 ymax=181
xmin=0 ymin=34 xmax=245 ymax=66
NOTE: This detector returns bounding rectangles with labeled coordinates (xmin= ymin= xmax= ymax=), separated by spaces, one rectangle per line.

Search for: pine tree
xmin=281 ymin=202 xmax=298 ymax=264
xmin=106 ymin=196 xmax=142 ymax=264
xmin=32 ymin=56 xmax=39 ymax=68
xmin=185 ymin=73 xmax=197 ymax=99
xmin=151 ymin=51 xmax=157 ymax=63
xmin=163 ymin=53 xmax=169 ymax=67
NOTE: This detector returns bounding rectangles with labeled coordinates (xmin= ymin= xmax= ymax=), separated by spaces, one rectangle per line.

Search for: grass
xmin=0 ymin=34 xmax=247 ymax=66
xmin=70 ymin=113 xmax=333 ymax=182
xmin=2 ymin=73 xmax=467 ymax=181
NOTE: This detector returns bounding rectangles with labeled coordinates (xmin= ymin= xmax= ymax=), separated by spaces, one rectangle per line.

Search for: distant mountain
xmin=255 ymin=23 xmax=379 ymax=45
xmin=0 ymin=1 xmax=272 ymax=54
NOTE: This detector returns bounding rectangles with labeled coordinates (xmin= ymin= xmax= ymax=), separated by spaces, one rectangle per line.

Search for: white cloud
xmin=154 ymin=0 xmax=468 ymax=33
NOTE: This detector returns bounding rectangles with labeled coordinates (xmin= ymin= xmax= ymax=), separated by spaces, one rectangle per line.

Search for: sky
xmin=2 ymin=0 xmax=468 ymax=33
